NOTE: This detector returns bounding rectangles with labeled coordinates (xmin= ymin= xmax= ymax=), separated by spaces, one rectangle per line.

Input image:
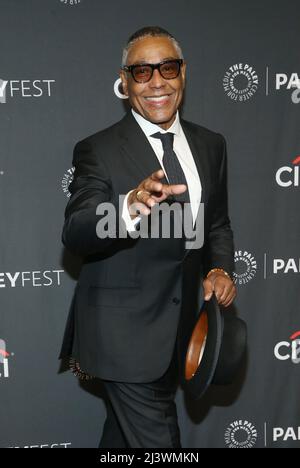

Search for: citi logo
xmin=276 ymin=156 xmax=300 ymax=187
xmin=0 ymin=79 xmax=56 ymax=104
xmin=0 ymin=339 xmax=11 ymax=378
xmin=274 ymin=331 xmax=300 ymax=364
xmin=114 ymin=78 xmax=128 ymax=100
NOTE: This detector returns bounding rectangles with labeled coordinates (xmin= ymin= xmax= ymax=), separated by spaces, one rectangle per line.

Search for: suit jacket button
xmin=172 ymin=297 xmax=180 ymax=304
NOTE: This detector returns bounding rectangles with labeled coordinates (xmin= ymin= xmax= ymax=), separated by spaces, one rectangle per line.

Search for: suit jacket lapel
xmin=179 ymin=119 xmax=208 ymax=258
xmin=180 ymin=118 xmax=207 ymax=208
xmin=118 ymin=110 xmax=169 ymax=185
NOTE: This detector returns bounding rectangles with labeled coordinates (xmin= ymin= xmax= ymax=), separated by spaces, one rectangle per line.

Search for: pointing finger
xmin=164 ymin=184 xmax=187 ymax=196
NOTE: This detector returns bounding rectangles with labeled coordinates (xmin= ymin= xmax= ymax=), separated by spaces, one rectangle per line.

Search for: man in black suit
xmin=60 ymin=26 xmax=236 ymax=448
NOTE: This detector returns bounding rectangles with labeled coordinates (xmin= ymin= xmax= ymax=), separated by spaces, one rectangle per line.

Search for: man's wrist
xmin=206 ymin=268 xmax=232 ymax=281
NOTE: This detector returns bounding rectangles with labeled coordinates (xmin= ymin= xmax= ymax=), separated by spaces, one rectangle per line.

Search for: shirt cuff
xmin=122 ymin=190 xmax=142 ymax=232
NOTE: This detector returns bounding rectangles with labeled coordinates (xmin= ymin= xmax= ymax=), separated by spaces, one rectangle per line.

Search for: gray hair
xmin=121 ymin=26 xmax=184 ymax=67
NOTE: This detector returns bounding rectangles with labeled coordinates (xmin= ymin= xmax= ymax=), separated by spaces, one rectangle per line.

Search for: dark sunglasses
xmin=122 ymin=59 xmax=184 ymax=83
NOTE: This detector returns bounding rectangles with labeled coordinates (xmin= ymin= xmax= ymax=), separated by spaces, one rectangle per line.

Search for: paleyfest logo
xmin=276 ymin=72 xmax=300 ymax=104
xmin=273 ymin=426 xmax=300 ymax=444
xmin=0 ymin=78 xmax=55 ymax=104
xmin=8 ymin=442 xmax=71 ymax=449
xmin=223 ymin=63 xmax=259 ymax=102
xmin=276 ymin=156 xmax=300 ymax=187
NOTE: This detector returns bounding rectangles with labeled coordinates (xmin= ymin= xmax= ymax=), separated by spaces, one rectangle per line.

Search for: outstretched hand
xmin=127 ymin=169 xmax=187 ymax=218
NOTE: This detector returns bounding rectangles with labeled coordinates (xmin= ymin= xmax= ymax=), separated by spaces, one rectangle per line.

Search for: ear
xmin=119 ymin=69 xmax=129 ymax=97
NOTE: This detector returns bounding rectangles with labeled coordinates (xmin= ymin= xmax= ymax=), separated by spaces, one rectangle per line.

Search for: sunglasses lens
xmin=160 ymin=61 xmax=181 ymax=79
xmin=132 ymin=65 xmax=153 ymax=83
xmin=129 ymin=60 xmax=182 ymax=82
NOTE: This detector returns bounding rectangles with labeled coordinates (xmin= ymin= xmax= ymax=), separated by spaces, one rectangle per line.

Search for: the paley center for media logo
xmin=61 ymin=167 xmax=75 ymax=198
xmin=0 ymin=339 xmax=11 ymax=378
xmin=233 ymin=250 xmax=257 ymax=285
xmin=223 ymin=63 xmax=259 ymax=102
xmin=225 ymin=420 xmax=258 ymax=448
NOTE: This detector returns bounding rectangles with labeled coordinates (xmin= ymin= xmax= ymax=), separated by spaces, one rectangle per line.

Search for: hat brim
xmin=182 ymin=294 xmax=223 ymax=400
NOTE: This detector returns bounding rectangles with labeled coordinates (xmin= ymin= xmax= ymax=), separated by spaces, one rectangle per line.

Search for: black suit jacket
xmin=60 ymin=110 xmax=235 ymax=383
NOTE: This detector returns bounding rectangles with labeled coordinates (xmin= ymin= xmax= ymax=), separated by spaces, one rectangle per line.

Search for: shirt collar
xmin=131 ymin=108 xmax=181 ymax=138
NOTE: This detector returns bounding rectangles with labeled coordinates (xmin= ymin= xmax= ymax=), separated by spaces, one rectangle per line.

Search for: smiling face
xmin=120 ymin=36 xmax=186 ymax=130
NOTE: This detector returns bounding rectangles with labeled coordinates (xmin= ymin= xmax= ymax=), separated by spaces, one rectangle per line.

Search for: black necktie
xmin=151 ymin=132 xmax=190 ymax=204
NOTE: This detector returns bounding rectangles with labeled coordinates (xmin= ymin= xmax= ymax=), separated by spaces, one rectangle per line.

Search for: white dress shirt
xmin=121 ymin=108 xmax=202 ymax=231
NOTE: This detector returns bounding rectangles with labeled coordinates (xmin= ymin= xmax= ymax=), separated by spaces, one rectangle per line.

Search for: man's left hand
xmin=203 ymin=272 xmax=237 ymax=307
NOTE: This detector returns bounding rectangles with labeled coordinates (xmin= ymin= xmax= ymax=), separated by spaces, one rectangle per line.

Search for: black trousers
xmin=98 ymin=341 xmax=181 ymax=448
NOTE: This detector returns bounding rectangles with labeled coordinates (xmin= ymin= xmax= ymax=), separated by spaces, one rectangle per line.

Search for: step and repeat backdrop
xmin=0 ymin=0 xmax=299 ymax=448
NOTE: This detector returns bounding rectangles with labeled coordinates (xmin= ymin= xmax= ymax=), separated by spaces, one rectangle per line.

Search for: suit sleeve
xmin=203 ymin=135 xmax=235 ymax=278
xmin=62 ymin=139 xmax=127 ymax=257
